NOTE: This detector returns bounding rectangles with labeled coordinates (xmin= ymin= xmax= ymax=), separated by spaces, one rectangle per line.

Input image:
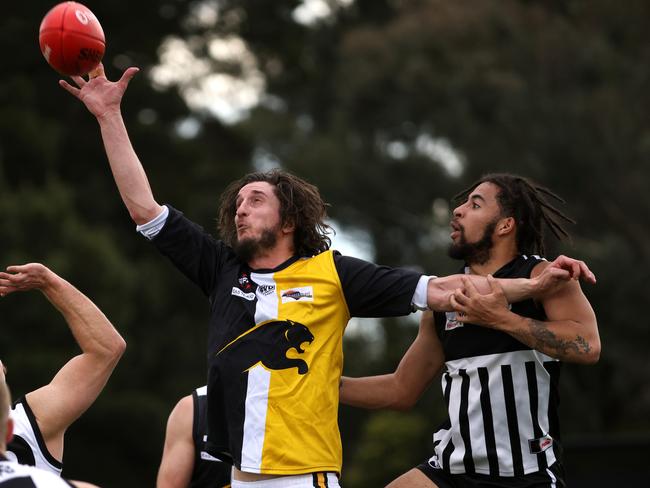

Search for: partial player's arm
xmin=59 ymin=63 xmax=163 ymax=224
xmin=157 ymin=395 xmax=196 ymax=488
xmin=340 ymin=311 xmax=444 ymax=410
xmin=450 ymin=263 xmax=600 ymax=364
xmin=0 ymin=263 xmax=126 ymax=459
xmin=426 ymin=254 xmax=596 ymax=311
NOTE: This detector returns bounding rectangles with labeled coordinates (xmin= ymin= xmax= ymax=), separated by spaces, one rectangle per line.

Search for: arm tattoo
xmin=522 ymin=319 xmax=592 ymax=358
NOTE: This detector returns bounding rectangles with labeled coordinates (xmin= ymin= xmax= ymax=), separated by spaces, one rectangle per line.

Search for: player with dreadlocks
xmin=340 ymin=173 xmax=600 ymax=488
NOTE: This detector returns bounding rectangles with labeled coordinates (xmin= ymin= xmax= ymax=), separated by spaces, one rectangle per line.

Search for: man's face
xmin=233 ymin=181 xmax=284 ymax=261
xmin=448 ymin=182 xmax=503 ymax=265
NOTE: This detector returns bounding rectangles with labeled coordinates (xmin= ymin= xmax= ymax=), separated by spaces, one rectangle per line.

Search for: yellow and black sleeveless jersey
xmin=152 ymin=206 xmax=422 ymax=475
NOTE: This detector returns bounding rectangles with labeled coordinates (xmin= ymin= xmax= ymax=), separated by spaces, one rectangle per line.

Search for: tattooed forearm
xmin=519 ymin=319 xmax=592 ymax=358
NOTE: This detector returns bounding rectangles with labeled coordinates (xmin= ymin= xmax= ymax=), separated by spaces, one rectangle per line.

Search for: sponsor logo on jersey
xmin=200 ymin=450 xmax=223 ymax=462
xmin=232 ymin=287 xmax=255 ymax=301
xmin=445 ymin=311 xmax=464 ymax=330
xmin=528 ymin=433 xmax=554 ymax=454
xmin=258 ymin=284 xmax=276 ymax=296
xmin=281 ymin=286 xmax=314 ymax=303
xmin=237 ymin=272 xmax=256 ymax=292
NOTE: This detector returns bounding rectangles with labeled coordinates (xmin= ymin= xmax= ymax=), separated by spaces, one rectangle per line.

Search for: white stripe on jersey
xmin=435 ymin=349 xmax=558 ymax=476
xmin=239 ymin=272 xmax=279 ymax=473
xmin=241 ymin=366 xmax=271 ymax=472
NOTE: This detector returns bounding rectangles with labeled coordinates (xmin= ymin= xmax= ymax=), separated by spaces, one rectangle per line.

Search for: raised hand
xmin=547 ymin=255 xmax=596 ymax=284
xmin=0 ymin=263 xmax=56 ymax=297
xmin=59 ymin=62 xmax=139 ymax=119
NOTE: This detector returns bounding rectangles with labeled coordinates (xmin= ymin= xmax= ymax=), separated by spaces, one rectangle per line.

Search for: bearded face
xmin=448 ymin=218 xmax=498 ymax=265
xmin=233 ymin=224 xmax=280 ymax=263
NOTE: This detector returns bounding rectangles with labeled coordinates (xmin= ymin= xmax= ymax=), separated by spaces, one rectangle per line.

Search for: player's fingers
xmin=452 ymin=287 xmax=470 ymax=306
xmin=118 ymin=67 xmax=140 ymax=87
xmin=449 ymin=293 xmax=464 ymax=311
xmin=59 ymin=80 xmax=81 ymax=97
xmin=88 ymin=62 xmax=105 ymax=80
xmin=486 ymin=274 xmax=503 ymax=294
xmin=462 ymin=275 xmax=480 ymax=296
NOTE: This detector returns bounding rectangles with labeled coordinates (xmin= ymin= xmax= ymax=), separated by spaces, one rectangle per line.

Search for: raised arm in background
xmin=0 ymin=263 xmax=126 ymax=461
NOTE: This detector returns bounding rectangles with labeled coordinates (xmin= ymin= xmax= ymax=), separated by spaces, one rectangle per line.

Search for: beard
xmin=448 ymin=219 xmax=497 ymax=265
xmin=233 ymin=226 xmax=279 ymax=263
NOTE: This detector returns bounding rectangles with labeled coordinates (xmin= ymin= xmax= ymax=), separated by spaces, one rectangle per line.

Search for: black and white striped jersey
xmin=7 ymin=398 xmax=62 ymax=476
xmin=430 ymin=255 xmax=562 ymax=476
xmin=0 ymin=455 xmax=74 ymax=487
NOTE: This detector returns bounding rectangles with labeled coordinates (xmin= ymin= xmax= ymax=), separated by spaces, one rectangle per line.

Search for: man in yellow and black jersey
xmin=61 ymin=66 xmax=596 ymax=487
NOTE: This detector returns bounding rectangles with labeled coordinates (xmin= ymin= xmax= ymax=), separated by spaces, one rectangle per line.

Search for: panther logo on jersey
xmin=217 ymin=319 xmax=315 ymax=374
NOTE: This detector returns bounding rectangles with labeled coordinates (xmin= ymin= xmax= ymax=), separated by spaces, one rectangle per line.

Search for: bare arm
xmin=340 ymin=311 xmax=445 ymax=410
xmin=450 ymin=263 xmax=600 ymax=364
xmin=426 ymin=254 xmax=597 ymax=311
xmin=157 ymin=396 xmax=195 ymax=488
xmin=0 ymin=263 xmax=126 ymax=459
xmin=59 ymin=63 xmax=163 ymax=224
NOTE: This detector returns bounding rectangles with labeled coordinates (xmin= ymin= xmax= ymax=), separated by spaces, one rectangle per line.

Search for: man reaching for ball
xmin=59 ymin=63 xmax=596 ymax=488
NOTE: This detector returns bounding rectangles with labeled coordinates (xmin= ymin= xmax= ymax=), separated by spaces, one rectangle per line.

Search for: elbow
xmin=585 ymin=339 xmax=601 ymax=365
xmin=108 ymin=335 xmax=127 ymax=363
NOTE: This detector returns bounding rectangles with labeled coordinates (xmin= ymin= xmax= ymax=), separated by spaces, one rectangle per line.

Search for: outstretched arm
xmin=340 ymin=311 xmax=444 ymax=410
xmin=59 ymin=63 xmax=163 ymax=224
xmin=450 ymin=263 xmax=600 ymax=364
xmin=157 ymin=395 xmax=195 ymax=488
xmin=426 ymin=254 xmax=597 ymax=311
xmin=0 ymin=263 xmax=126 ymax=460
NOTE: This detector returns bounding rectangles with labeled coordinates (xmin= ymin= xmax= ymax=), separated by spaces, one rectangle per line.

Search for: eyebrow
xmin=469 ymin=194 xmax=487 ymax=203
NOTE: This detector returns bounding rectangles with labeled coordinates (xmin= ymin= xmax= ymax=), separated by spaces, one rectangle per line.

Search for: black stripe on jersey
xmin=458 ymin=369 xmax=475 ymax=474
xmin=525 ymin=361 xmax=547 ymax=470
xmin=0 ymin=477 xmax=38 ymax=487
xmin=441 ymin=373 xmax=454 ymax=468
xmin=478 ymin=367 xmax=499 ymax=476
xmin=501 ymin=365 xmax=524 ymax=476
xmin=544 ymin=361 xmax=562 ymax=462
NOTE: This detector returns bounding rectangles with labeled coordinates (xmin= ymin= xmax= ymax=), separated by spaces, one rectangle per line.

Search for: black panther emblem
xmin=217 ymin=319 xmax=315 ymax=374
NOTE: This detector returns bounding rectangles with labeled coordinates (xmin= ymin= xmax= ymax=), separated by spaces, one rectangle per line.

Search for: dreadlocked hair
xmin=218 ymin=169 xmax=333 ymax=257
xmin=453 ymin=173 xmax=575 ymax=256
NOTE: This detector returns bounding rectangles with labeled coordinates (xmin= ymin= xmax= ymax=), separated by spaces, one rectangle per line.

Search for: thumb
xmin=119 ymin=67 xmax=140 ymax=87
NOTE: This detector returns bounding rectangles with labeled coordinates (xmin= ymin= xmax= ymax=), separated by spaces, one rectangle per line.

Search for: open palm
xmin=59 ymin=63 xmax=139 ymax=119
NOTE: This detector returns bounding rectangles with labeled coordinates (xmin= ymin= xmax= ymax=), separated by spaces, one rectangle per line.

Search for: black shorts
xmin=416 ymin=460 xmax=566 ymax=488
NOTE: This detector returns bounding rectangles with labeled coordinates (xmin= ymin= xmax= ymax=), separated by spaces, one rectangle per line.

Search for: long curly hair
xmin=218 ymin=169 xmax=332 ymax=256
xmin=454 ymin=173 xmax=575 ymax=256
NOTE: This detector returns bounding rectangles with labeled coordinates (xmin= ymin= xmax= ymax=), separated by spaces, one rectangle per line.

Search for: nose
xmin=453 ymin=203 xmax=464 ymax=218
xmin=236 ymin=201 xmax=249 ymax=218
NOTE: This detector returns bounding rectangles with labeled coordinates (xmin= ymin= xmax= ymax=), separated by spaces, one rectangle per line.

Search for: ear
xmin=496 ymin=216 xmax=515 ymax=237
xmin=281 ymin=219 xmax=295 ymax=235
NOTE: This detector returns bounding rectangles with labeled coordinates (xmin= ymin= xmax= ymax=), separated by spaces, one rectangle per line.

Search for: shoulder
xmin=166 ymin=395 xmax=194 ymax=434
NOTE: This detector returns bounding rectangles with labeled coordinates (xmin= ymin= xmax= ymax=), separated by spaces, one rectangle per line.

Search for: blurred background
xmin=1 ymin=0 xmax=649 ymax=486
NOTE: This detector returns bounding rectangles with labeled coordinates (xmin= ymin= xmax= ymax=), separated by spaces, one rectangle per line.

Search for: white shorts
xmin=231 ymin=472 xmax=340 ymax=488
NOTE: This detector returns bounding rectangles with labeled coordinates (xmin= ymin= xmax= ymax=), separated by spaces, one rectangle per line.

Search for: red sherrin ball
xmin=39 ymin=2 xmax=105 ymax=76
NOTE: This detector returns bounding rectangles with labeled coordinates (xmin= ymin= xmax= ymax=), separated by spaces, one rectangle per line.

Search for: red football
xmin=39 ymin=2 xmax=105 ymax=76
